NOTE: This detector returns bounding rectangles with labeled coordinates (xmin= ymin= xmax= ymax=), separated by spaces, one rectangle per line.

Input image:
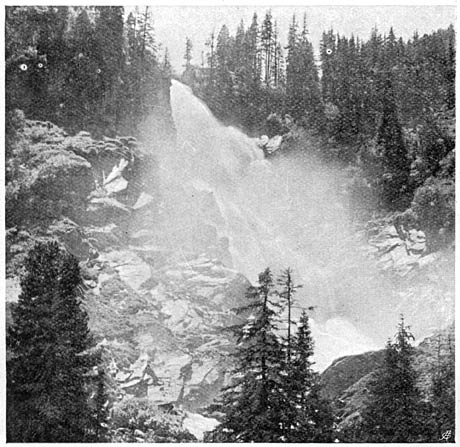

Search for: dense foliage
xmin=357 ymin=318 xmax=432 ymax=442
xmin=207 ymin=268 xmax=334 ymax=442
xmin=7 ymin=241 xmax=100 ymax=442
xmin=339 ymin=318 xmax=455 ymax=443
xmin=186 ymin=12 xmax=455 ymax=245
xmin=6 ymin=6 xmax=171 ymax=137
xmin=109 ymin=397 xmax=197 ymax=442
xmin=206 ymin=270 xmax=454 ymax=443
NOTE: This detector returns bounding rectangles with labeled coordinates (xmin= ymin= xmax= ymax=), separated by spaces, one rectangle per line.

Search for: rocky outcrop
xmin=258 ymin=134 xmax=283 ymax=156
xmin=320 ymin=350 xmax=384 ymax=401
xmin=85 ymin=246 xmax=249 ymax=411
xmin=361 ymin=219 xmax=454 ymax=340
xmin=5 ymin=118 xmax=247 ymax=429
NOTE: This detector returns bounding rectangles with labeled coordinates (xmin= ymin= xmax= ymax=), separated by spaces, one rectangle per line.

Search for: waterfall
xmin=158 ymin=80 xmax=385 ymax=370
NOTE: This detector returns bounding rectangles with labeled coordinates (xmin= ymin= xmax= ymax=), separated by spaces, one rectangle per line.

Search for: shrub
xmin=411 ymin=177 xmax=455 ymax=251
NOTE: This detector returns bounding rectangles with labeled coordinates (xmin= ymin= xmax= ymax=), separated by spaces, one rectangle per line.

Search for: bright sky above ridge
xmin=145 ymin=5 xmax=455 ymax=72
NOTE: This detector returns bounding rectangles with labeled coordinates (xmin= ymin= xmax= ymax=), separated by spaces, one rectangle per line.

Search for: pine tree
xmin=209 ymin=268 xmax=285 ymax=442
xmin=359 ymin=316 xmax=428 ymax=442
xmin=376 ymin=76 xmax=411 ymax=209
xmin=430 ymin=331 xmax=455 ymax=442
xmin=184 ymin=36 xmax=193 ymax=70
xmin=7 ymin=241 xmax=96 ymax=442
xmin=282 ymin=310 xmax=334 ymax=442
xmin=204 ymin=30 xmax=216 ymax=92
xmin=261 ymin=10 xmax=275 ymax=87
xmin=277 ymin=267 xmax=302 ymax=365
xmin=162 ymin=47 xmax=172 ymax=76
xmin=285 ymin=14 xmax=323 ymax=128
xmin=213 ymin=24 xmax=233 ymax=119
xmin=444 ymin=25 xmax=455 ymax=110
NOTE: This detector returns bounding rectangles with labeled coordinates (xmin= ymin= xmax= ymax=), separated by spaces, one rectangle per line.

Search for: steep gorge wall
xmin=5 ymin=107 xmax=249 ymax=417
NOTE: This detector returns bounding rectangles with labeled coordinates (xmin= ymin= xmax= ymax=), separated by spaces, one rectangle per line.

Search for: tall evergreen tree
xmin=430 ymin=331 xmax=455 ymax=442
xmin=285 ymin=14 xmax=323 ymax=128
xmin=261 ymin=10 xmax=275 ymax=87
xmin=376 ymin=76 xmax=411 ymax=209
xmin=359 ymin=316 xmax=429 ymax=442
xmin=184 ymin=36 xmax=193 ymax=70
xmin=285 ymin=311 xmax=334 ymax=442
xmin=7 ymin=241 xmax=96 ymax=442
xmin=209 ymin=268 xmax=285 ymax=442
xmin=277 ymin=267 xmax=302 ymax=365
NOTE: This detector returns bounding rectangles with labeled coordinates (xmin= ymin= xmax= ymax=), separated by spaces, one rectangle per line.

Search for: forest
xmin=184 ymin=11 xmax=455 ymax=251
xmin=5 ymin=6 xmax=456 ymax=443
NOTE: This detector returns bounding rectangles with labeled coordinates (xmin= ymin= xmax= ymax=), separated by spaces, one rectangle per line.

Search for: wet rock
xmin=85 ymin=224 xmax=124 ymax=250
xmin=86 ymin=197 xmax=131 ymax=225
xmin=46 ymin=218 xmax=95 ymax=260
xmin=8 ymin=145 xmax=94 ymax=225
xmin=104 ymin=158 xmax=129 ymax=195
xmin=258 ymin=134 xmax=283 ymax=155
xmin=368 ymin=224 xmax=427 ymax=276
xmin=86 ymin=249 xmax=249 ymax=411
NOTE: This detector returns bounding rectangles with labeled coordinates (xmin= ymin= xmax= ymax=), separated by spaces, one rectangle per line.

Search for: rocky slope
xmin=5 ymin=116 xmax=454 ymax=439
xmin=5 ymin=117 xmax=247 ymax=438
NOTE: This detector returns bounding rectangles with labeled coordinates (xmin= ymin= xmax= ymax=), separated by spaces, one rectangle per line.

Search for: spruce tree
xmin=285 ymin=14 xmax=323 ymax=128
xmin=184 ymin=37 xmax=193 ymax=70
xmin=376 ymin=76 xmax=411 ymax=209
xmin=261 ymin=10 xmax=275 ymax=87
xmin=430 ymin=332 xmax=455 ymax=442
xmin=284 ymin=311 xmax=334 ymax=442
xmin=7 ymin=241 xmax=96 ymax=442
xmin=277 ymin=267 xmax=302 ymax=365
xmin=359 ymin=316 xmax=427 ymax=442
xmin=209 ymin=268 xmax=285 ymax=442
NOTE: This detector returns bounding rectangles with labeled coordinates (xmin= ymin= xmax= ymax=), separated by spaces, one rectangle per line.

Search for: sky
xmin=146 ymin=5 xmax=456 ymax=72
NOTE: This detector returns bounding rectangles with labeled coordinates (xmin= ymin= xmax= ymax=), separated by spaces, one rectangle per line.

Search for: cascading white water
xmin=161 ymin=80 xmax=387 ymax=370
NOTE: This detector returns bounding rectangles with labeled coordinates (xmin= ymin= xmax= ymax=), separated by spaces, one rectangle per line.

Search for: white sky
xmin=147 ymin=5 xmax=456 ymax=72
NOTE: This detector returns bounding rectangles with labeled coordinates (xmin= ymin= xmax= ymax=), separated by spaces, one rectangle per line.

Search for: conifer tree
xmin=359 ymin=316 xmax=428 ymax=442
xmin=376 ymin=76 xmax=411 ymax=209
xmin=430 ymin=332 xmax=455 ymax=442
xmin=162 ymin=47 xmax=172 ymax=76
xmin=214 ymin=24 xmax=233 ymax=119
xmin=209 ymin=268 xmax=285 ymax=442
xmin=7 ymin=241 xmax=96 ymax=442
xmin=184 ymin=36 xmax=193 ymax=70
xmin=282 ymin=311 xmax=334 ymax=442
xmin=285 ymin=14 xmax=323 ymax=128
xmin=261 ymin=10 xmax=275 ymax=87
xmin=277 ymin=267 xmax=302 ymax=364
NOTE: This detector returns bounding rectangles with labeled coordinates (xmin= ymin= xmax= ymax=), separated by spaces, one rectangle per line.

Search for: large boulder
xmin=7 ymin=145 xmax=94 ymax=225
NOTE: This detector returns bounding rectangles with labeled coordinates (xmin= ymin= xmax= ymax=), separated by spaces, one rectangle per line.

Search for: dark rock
xmin=320 ymin=350 xmax=384 ymax=401
xmin=46 ymin=218 xmax=95 ymax=260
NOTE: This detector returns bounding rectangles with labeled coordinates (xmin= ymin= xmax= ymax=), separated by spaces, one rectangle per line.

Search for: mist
xmin=133 ymin=80 xmax=409 ymax=369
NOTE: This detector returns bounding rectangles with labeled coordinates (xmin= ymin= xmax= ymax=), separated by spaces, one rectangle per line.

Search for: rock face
xmin=5 ymin=117 xmax=454 ymax=435
xmin=86 ymin=247 xmax=248 ymax=411
xmin=6 ymin=118 xmax=248 ymax=421
xmin=258 ymin=134 xmax=283 ymax=156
